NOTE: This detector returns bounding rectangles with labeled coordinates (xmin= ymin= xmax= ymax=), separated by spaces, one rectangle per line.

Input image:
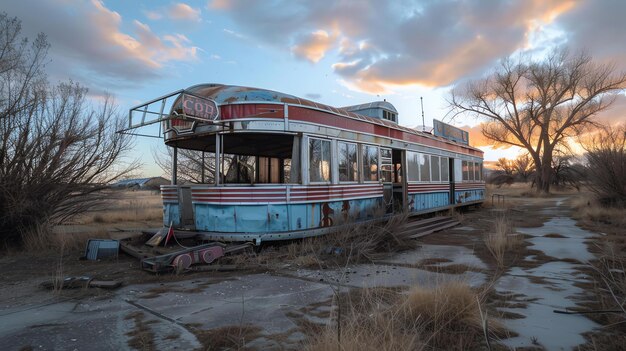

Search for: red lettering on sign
xmin=181 ymin=95 xmax=219 ymax=121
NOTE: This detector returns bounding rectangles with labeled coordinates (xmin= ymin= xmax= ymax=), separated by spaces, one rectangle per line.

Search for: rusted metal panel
xmin=235 ymin=205 xmax=268 ymax=232
xmin=163 ymin=203 xmax=181 ymax=226
xmin=84 ymin=239 xmax=119 ymax=260
xmin=268 ymin=204 xmax=289 ymax=232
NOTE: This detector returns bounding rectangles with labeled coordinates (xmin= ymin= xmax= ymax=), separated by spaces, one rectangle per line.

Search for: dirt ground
xmin=0 ymin=185 xmax=624 ymax=350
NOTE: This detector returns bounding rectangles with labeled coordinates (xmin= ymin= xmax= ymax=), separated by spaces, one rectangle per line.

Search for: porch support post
xmin=215 ymin=134 xmax=221 ymax=185
xmin=171 ymin=146 xmax=178 ymax=185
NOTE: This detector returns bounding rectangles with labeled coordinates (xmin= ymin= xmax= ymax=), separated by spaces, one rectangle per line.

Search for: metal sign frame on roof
xmin=117 ymin=89 xmax=222 ymax=137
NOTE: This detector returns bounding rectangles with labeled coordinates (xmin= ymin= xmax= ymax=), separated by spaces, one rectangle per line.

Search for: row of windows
xmin=308 ymin=137 xmax=482 ymax=184
xmin=407 ymin=152 xmax=450 ymax=182
xmin=310 ymin=139 xmax=382 ymax=183
xmin=462 ymin=161 xmax=483 ymax=181
xmin=382 ymin=110 xmax=397 ymax=122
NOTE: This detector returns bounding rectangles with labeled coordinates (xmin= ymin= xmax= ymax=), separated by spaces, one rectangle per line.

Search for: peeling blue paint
xmin=192 ymin=197 xmax=384 ymax=233
xmin=455 ymin=189 xmax=485 ymax=204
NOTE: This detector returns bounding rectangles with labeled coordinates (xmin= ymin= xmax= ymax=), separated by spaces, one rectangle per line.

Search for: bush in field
xmin=583 ymin=125 xmax=626 ymax=207
xmin=0 ymin=14 xmax=135 ymax=247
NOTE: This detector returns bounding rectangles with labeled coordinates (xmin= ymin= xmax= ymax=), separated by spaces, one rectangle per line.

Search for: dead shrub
xmin=305 ymin=282 xmax=504 ymax=351
xmin=582 ymin=125 xmax=626 ymax=207
xmin=571 ymin=194 xmax=626 ymax=227
xmin=484 ymin=214 xmax=523 ymax=267
xmin=309 ymin=214 xmax=416 ymax=265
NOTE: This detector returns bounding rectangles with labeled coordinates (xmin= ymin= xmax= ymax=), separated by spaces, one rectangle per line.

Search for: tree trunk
xmin=536 ymin=149 xmax=553 ymax=194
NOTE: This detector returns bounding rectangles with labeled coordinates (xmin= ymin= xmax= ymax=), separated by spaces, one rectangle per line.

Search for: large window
xmin=407 ymin=151 xmax=419 ymax=181
xmin=338 ymin=141 xmax=357 ymax=182
xmin=309 ymin=138 xmax=331 ymax=182
xmin=475 ymin=162 xmax=482 ymax=181
xmin=441 ymin=157 xmax=449 ymax=182
xmin=362 ymin=145 xmax=379 ymax=181
xmin=380 ymin=148 xmax=393 ymax=183
xmin=419 ymin=153 xmax=430 ymax=181
xmin=462 ymin=160 xmax=469 ymax=180
xmin=468 ymin=162 xmax=475 ymax=181
xmin=431 ymin=155 xmax=440 ymax=182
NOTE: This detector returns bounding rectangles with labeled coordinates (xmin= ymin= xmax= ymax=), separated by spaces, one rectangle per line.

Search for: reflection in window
xmin=441 ymin=157 xmax=449 ymax=182
xmin=462 ymin=160 xmax=469 ymax=180
xmin=431 ymin=155 xmax=440 ymax=182
xmin=224 ymin=155 xmax=256 ymax=183
xmin=380 ymin=148 xmax=392 ymax=183
xmin=468 ymin=162 xmax=475 ymax=181
xmin=407 ymin=151 xmax=419 ymax=181
xmin=362 ymin=145 xmax=379 ymax=181
xmin=475 ymin=162 xmax=481 ymax=181
xmin=419 ymin=153 xmax=430 ymax=181
xmin=338 ymin=142 xmax=357 ymax=182
xmin=309 ymin=138 xmax=331 ymax=182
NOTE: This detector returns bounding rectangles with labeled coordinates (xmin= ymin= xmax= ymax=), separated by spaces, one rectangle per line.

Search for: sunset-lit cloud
xmin=209 ymin=0 xmax=583 ymax=93
xmin=4 ymin=0 xmax=199 ymax=89
xmin=292 ymin=30 xmax=336 ymax=63
xmin=168 ymin=3 xmax=201 ymax=22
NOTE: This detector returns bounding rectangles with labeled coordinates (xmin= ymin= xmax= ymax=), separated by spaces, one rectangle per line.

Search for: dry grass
xmin=188 ymin=324 xmax=263 ymax=350
xmin=228 ymin=215 xmax=416 ymax=269
xmin=81 ymin=191 xmax=162 ymax=224
xmin=484 ymin=214 xmax=524 ymax=268
xmin=305 ymin=282 xmax=506 ymax=351
xmin=21 ymin=222 xmax=110 ymax=253
xmin=125 ymin=311 xmax=156 ymax=351
xmin=571 ymin=193 xmax=626 ymax=228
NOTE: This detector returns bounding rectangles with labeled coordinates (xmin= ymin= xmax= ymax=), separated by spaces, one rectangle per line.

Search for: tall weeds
xmin=484 ymin=214 xmax=522 ymax=267
xmin=305 ymin=282 xmax=503 ymax=351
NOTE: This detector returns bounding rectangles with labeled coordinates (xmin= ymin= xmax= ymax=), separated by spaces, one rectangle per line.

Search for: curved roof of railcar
xmin=177 ymin=83 xmax=482 ymax=155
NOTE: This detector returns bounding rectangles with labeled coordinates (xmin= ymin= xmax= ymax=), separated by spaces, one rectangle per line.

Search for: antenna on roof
xmin=420 ymin=97 xmax=425 ymax=132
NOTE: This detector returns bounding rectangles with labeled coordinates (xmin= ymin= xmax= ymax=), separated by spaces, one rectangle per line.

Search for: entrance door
xmin=391 ymin=149 xmax=406 ymax=213
xmin=449 ymin=158 xmax=455 ymax=204
xmin=380 ymin=148 xmax=393 ymax=214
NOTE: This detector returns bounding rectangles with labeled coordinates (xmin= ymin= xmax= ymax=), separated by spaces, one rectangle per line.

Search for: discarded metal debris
xmin=84 ymin=239 xmax=119 ymax=260
xmin=120 ymin=237 xmax=252 ymax=273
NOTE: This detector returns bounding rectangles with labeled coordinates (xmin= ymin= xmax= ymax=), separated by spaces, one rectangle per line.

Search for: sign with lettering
xmin=181 ymin=93 xmax=219 ymax=121
xmin=433 ymin=119 xmax=469 ymax=145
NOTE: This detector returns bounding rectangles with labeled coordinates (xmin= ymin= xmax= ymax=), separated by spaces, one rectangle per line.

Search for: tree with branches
xmin=450 ymin=49 xmax=626 ymax=193
xmin=0 ymin=13 xmax=136 ymax=246
xmin=582 ymin=124 xmax=626 ymax=206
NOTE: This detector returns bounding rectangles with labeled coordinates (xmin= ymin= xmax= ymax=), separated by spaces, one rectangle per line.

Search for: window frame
xmin=441 ymin=157 xmax=449 ymax=182
xmin=430 ymin=155 xmax=441 ymax=182
xmin=361 ymin=144 xmax=380 ymax=183
xmin=308 ymin=137 xmax=332 ymax=184
xmin=337 ymin=141 xmax=358 ymax=183
xmin=419 ymin=153 xmax=431 ymax=182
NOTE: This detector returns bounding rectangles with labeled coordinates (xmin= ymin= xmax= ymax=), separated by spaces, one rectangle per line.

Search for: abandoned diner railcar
xmin=124 ymin=84 xmax=484 ymax=244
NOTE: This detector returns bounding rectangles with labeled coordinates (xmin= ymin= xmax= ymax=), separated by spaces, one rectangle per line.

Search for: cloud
xmin=305 ymin=93 xmax=322 ymax=100
xmin=210 ymin=0 xmax=596 ymax=93
xmin=168 ymin=3 xmax=202 ymax=22
xmin=4 ymin=0 xmax=198 ymax=90
xmin=291 ymin=30 xmax=335 ymax=63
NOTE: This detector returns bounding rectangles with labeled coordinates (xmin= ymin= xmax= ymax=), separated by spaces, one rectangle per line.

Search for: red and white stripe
xmin=407 ymin=183 xmax=451 ymax=194
xmin=455 ymin=182 xmax=485 ymax=190
xmin=190 ymin=184 xmax=383 ymax=204
xmin=160 ymin=186 xmax=179 ymax=203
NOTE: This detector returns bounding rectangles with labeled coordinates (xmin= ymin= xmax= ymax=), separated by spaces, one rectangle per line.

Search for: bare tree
xmin=512 ymin=153 xmax=535 ymax=182
xmin=0 ymin=14 xmax=136 ymax=246
xmin=450 ymin=49 xmax=626 ymax=193
xmin=582 ymin=124 xmax=626 ymax=206
xmin=154 ymin=147 xmax=215 ymax=184
xmin=494 ymin=158 xmax=514 ymax=175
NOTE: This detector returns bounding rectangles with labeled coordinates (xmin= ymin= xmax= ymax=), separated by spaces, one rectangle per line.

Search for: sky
xmin=4 ymin=0 xmax=626 ymax=175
